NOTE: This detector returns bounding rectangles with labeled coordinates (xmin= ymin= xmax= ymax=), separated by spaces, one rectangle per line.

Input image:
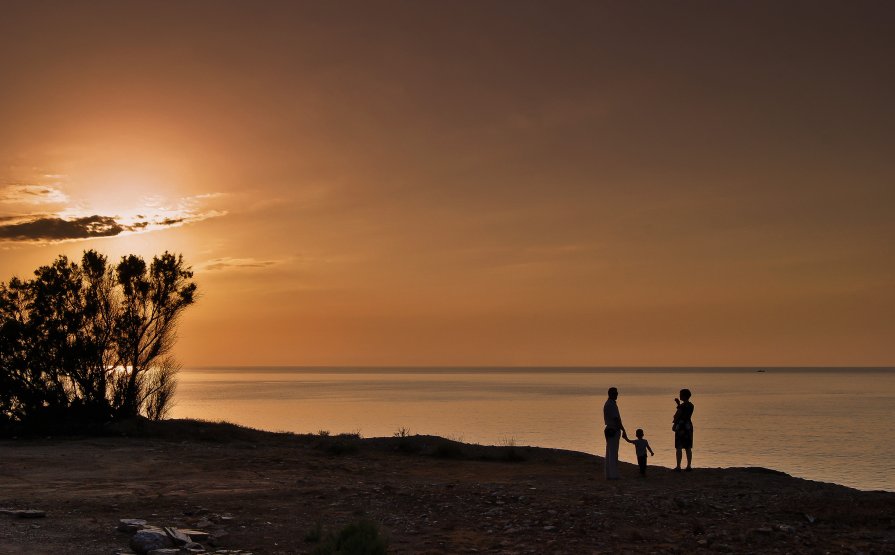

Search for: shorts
xmin=675 ymin=429 xmax=693 ymax=449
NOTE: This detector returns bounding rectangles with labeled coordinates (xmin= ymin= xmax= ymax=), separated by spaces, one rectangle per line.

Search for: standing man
xmin=673 ymin=388 xmax=695 ymax=471
xmin=603 ymin=387 xmax=625 ymax=480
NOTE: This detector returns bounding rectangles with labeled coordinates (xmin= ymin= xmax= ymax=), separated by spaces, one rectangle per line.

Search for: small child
xmin=622 ymin=428 xmax=655 ymax=477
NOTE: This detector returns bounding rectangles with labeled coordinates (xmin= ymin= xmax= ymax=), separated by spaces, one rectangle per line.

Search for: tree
xmin=0 ymin=250 xmax=197 ymax=432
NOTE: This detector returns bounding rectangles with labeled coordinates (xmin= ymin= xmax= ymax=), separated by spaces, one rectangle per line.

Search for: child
xmin=622 ymin=428 xmax=655 ymax=477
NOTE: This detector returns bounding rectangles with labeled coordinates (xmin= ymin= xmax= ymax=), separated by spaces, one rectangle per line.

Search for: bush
xmin=311 ymin=520 xmax=388 ymax=555
xmin=0 ymin=250 xmax=196 ymax=434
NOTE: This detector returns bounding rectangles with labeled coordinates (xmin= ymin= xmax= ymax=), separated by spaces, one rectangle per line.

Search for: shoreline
xmin=2 ymin=419 xmax=894 ymax=553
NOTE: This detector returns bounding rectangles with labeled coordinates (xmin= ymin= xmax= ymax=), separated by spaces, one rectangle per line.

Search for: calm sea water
xmin=170 ymin=367 xmax=894 ymax=492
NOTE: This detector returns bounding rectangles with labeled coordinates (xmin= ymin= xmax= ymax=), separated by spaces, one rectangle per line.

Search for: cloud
xmin=198 ymin=257 xmax=281 ymax=271
xmin=0 ymin=207 xmax=226 ymax=243
xmin=0 ymin=179 xmax=227 ymax=243
xmin=0 ymin=215 xmax=125 ymax=240
xmin=0 ymin=184 xmax=69 ymax=204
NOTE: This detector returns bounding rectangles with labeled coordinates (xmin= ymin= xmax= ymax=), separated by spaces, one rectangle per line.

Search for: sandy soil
xmin=1 ymin=420 xmax=893 ymax=554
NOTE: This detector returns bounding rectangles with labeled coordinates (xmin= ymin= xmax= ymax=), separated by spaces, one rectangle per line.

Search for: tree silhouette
xmin=0 ymin=250 xmax=196 ymax=432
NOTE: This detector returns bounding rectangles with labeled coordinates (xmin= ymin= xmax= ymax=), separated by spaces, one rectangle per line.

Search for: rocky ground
xmin=1 ymin=419 xmax=893 ymax=554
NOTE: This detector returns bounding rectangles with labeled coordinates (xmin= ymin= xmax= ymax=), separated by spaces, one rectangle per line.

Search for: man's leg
xmin=675 ymin=448 xmax=682 ymax=470
xmin=605 ymin=432 xmax=620 ymax=479
xmin=685 ymin=448 xmax=692 ymax=470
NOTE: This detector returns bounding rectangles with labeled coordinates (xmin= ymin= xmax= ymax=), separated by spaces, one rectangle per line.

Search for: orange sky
xmin=1 ymin=1 xmax=893 ymax=366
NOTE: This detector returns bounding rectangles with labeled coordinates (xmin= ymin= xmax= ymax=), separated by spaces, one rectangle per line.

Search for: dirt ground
xmin=1 ymin=420 xmax=894 ymax=554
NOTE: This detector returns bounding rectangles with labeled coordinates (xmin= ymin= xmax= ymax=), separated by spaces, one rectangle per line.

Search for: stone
xmin=130 ymin=528 xmax=174 ymax=554
xmin=776 ymin=524 xmax=796 ymax=533
xmin=164 ymin=526 xmax=191 ymax=545
xmin=119 ymin=519 xmax=148 ymax=533
xmin=182 ymin=542 xmax=206 ymax=553
xmin=196 ymin=518 xmax=214 ymax=528
xmin=15 ymin=509 xmax=46 ymax=518
xmin=180 ymin=529 xmax=210 ymax=541
xmin=146 ymin=550 xmax=179 ymax=555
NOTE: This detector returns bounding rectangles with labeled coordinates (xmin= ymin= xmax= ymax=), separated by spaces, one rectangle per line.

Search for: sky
xmin=1 ymin=1 xmax=893 ymax=367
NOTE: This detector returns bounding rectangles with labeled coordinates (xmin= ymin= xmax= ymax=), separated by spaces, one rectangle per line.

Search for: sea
xmin=170 ymin=367 xmax=894 ymax=492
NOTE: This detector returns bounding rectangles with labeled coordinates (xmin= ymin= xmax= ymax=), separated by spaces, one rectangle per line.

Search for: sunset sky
xmin=1 ymin=1 xmax=893 ymax=367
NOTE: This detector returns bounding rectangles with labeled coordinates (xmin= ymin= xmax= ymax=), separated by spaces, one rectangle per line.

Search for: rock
xmin=130 ymin=528 xmax=174 ymax=554
xmin=804 ymin=513 xmax=816 ymax=524
xmin=119 ymin=519 xmax=148 ymax=533
xmin=146 ymin=550 xmax=179 ymax=555
xmin=182 ymin=541 xmax=206 ymax=553
xmin=164 ymin=526 xmax=191 ymax=545
xmin=196 ymin=518 xmax=214 ymax=528
xmin=15 ymin=509 xmax=46 ymax=518
xmin=180 ymin=529 xmax=210 ymax=541
xmin=775 ymin=524 xmax=796 ymax=533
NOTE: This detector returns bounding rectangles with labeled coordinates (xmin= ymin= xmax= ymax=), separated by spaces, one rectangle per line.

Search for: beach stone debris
xmin=146 ymin=550 xmax=179 ymax=555
xmin=180 ymin=529 xmax=211 ymax=541
xmin=164 ymin=526 xmax=192 ymax=545
xmin=182 ymin=542 xmax=206 ymax=553
xmin=119 ymin=519 xmax=149 ymax=533
xmin=130 ymin=527 xmax=175 ymax=554
xmin=14 ymin=509 xmax=46 ymax=518
xmin=1 ymin=508 xmax=46 ymax=518
xmin=775 ymin=524 xmax=796 ymax=533
xmin=196 ymin=518 xmax=214 ymax=528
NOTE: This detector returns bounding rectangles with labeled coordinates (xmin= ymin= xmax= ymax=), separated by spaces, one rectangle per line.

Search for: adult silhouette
xmin=603 ymin=387 xmax=625 ymax=480
xmin=673 ymin=388 xmax=695 ymax=471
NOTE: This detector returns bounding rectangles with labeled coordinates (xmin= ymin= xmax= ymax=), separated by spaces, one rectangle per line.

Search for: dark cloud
xmin=0 ymin=215 xmax=126 ymax=241
xmin=0 ymin=208 xmax=224 ymax=242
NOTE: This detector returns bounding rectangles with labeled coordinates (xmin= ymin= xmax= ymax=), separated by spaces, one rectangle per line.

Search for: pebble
xmin=16 ymin=509 xmax=47 ymax=518
xmin=119 ymin=519 xmax=148 ymax=533
xmin=130 ymin=528 xmax=174 ymax=554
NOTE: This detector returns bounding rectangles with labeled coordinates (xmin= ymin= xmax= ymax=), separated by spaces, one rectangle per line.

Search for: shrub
xmin=305 ymin=521 xmax=323 ymax=543
xmin=0 ymin=250 xmax=196 ymax=433
xmin=311 ymin=520 xmax=388 ymax=555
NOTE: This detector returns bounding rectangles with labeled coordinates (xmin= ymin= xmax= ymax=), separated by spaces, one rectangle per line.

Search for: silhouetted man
xmin=673 ymin=388 xmax=695 ymax=471
xmin=603 ymin=387 xmax=625 ymax=480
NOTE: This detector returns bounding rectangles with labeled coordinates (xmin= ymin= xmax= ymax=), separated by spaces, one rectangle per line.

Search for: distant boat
xmin=756 ymin=369 xmax=766 ymax=373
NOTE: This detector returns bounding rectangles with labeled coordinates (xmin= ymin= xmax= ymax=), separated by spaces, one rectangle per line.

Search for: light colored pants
xmin=605 ymin=428 xmax=620 ymax=479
